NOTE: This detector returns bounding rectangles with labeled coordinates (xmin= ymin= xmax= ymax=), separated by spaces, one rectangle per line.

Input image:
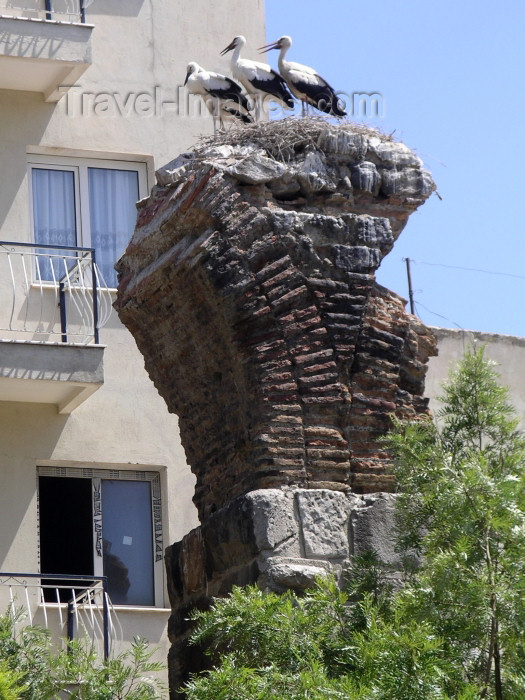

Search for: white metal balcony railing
xmin=0 ymin=241 xmax=113 ymax=345
xmin=0 ymin=0 xmax=89 ymax=23
xmin=0 ymin=572 xmax=122 ymax=659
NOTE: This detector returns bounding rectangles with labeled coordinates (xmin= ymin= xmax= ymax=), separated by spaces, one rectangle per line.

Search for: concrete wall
xmin=427 ymin=327 xmax=525 ymax=427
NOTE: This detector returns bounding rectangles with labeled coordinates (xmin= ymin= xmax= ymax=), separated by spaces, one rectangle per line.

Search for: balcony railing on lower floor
xmin=0 ymin=572 xmax=122 ymax=660
xmin=0 ymin=241 xmax=113 ymax=345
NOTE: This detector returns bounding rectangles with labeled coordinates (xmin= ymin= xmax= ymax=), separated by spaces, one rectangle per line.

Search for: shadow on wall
xmin=0 ymin=402 xmax=69 ymax=567
xmin=0 ymin=90 xmax=55 ymax=232
xmin=0 ymin=29 xmax=66 ymax=59
xmin=87 ymin=0 xmax=144 ymax=17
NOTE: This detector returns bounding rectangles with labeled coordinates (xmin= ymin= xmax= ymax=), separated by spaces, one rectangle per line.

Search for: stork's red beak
xmin=258 ymin=40 xmax=280 ymax=54
xmin=221 ymin=39 xmax=236 ymax=56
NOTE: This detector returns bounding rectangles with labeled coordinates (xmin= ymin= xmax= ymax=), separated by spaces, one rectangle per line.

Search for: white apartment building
xmin=0 ymin=0 xmax=265 ymax=680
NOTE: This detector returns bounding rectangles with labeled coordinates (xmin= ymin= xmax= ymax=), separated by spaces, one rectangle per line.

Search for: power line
xmin=402 ymin=257 xmax=465 ymax=330
xmin=413 ymin=300 xmax=463 ymax=331
xmin=399 ymin=257 xmax=521 ymax=333
xmin=410 ymin=259 xmax=525 ymax=281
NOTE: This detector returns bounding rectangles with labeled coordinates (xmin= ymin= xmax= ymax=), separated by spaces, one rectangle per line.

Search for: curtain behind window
xmin=32 ymin=168 xmax=77 ymax=281
xmin=88 ymin=168 xmax=139 ymax=288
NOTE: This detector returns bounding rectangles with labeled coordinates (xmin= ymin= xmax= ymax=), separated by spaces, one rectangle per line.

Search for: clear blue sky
xmin=265 ymin=1 xmax=525 ymax=338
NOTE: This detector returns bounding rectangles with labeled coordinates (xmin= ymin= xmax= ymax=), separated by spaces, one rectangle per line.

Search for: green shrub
xmin=0 ymin=662 xmax=27 ymax=700
xmin=0 ymin=606 xmax=167 ymax=699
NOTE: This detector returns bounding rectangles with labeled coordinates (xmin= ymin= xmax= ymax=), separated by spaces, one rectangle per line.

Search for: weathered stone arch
xmin=114 ymin=119 xmax=437 ymax=693
xmin=116 ymin=120 xmax=436 ymax=522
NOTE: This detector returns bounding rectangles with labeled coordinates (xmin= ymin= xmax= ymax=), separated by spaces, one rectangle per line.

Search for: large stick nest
xmin=194 ymin=116 xmax=394 ymax=164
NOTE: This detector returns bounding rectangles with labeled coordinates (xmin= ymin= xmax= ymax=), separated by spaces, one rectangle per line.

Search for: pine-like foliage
xmin=0 ymin=606 xmax=167 ymax=699
xmin=185 ymin=577 xmax=469 ymax=700
xmin=185 ymin=346 xmax=525 ymax=700
xmin=388 ymin=346 xmax=525 ymax=699
xmin=0 ymin=662 xmax=27 ymax=700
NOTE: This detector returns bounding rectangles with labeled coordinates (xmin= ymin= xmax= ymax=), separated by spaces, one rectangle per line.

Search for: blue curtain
xmin=32 ymin=166 xmax=139 ymax=287
xmin=88 ymin=168 xmax=139 ymax=288
xmin=32 ymin=168 xmax=77 ymax=281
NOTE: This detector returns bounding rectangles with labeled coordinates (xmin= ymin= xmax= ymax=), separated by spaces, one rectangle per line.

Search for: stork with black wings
xmin=259 ymin=35 xmax=346 ymax=117
xmin=221 ymin=35 xmax=294 ymax=119
xmin=184 ymin=62 xmax=252 ymax=132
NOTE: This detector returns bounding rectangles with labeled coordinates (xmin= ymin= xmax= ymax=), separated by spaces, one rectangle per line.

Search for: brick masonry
xmin=114 ymin=119 xmax=437 ymax=694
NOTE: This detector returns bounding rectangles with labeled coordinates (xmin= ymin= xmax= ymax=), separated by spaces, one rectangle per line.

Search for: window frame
xmin=37 ymin=465 xmax=165 ymax=608
xmin=27 ymin=153 xmax=149 ymax=289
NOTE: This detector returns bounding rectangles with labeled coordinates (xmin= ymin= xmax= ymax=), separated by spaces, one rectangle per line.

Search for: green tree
xmin=185 ymin=346 xmax=525 ymax=700
xmin=388 ymin=345 xmax=525 ymax=699
xmin=0 ymin=608 xmax=57 ymax=699
xmin=54 ymin=636 xmax=166 ymax=699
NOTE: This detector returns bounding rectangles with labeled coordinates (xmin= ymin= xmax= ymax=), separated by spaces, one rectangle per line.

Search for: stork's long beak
xmin=258 ymin=40 xmax=280 ymax=54
xmin=220 ymin=39 xmax=236 ymax=55
xmin=183 ymin=70 xmax=190 ymax=86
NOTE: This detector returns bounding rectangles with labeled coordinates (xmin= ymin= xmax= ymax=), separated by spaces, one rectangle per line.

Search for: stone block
xmin=261 ymin=556 xmax=333 ymax=592
xmin=180 ymin=527 xmax=206 ymax=595
xmin=295 ymin=151 xmax=337 ymax=195
xmin=350 ymin=493 xmax=398 ymax=564
xmin=380 ymin=167 xmax=435 ymax=198
xmin=155 ymin=152 xmax=194 ymax=186
xmin=225 ymin=152 xmax=288 ymax=184
xmin=202 ymin=496 xmax=258 ymax=576
xmin=296 ymin=489 xmax=353 ymax=558
xmin=353 ymin=215 xmax=393 ymax=251
xmin=332 ymin=244 xmax=382 ymax=272
xmin=368 ymin=138 xmax=423 ymax=167
xmin=246 ymin=489 xmax=299 ymax=553
xmin=350 ymin=161 xmax=380 ymax=194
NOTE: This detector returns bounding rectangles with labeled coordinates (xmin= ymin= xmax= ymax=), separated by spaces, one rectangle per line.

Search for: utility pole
xmin=404 ymin=257 xmax=415 ymax=315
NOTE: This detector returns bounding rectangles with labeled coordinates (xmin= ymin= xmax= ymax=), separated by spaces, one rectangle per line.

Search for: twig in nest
xmin=194 ymin=116 xmax=392 ymax=163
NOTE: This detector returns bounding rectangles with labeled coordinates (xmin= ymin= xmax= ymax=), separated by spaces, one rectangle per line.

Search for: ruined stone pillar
xmin=114 ymin=118 xmax=437 ymax=693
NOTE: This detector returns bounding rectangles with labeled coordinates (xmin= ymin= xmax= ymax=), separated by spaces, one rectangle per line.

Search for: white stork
xmin=220 ymin=35 xmax=294 ymax=119
xmin=259 ymin=35 xmax=347 ymax=117
xmin=184 ymin=62 xmax=252 ymax=132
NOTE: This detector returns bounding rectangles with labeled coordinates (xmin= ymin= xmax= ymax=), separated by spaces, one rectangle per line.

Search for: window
xmin=38 ymin=467 xmax=163 ymax=606
xmin=28 ymin=155 xmax=148 ymax=288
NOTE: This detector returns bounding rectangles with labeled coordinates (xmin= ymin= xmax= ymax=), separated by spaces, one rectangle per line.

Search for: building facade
xmin=0 ymin=0 xmax=265 ymax=680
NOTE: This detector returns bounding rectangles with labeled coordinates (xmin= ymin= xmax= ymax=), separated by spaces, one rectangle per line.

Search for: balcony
xmin=0 ymin=241 xmax=112 ymax=413
xmin=0 ymin=572 xmax=121 ymax=660
xmin=0 ymin=1 xmax=92 ymax=102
